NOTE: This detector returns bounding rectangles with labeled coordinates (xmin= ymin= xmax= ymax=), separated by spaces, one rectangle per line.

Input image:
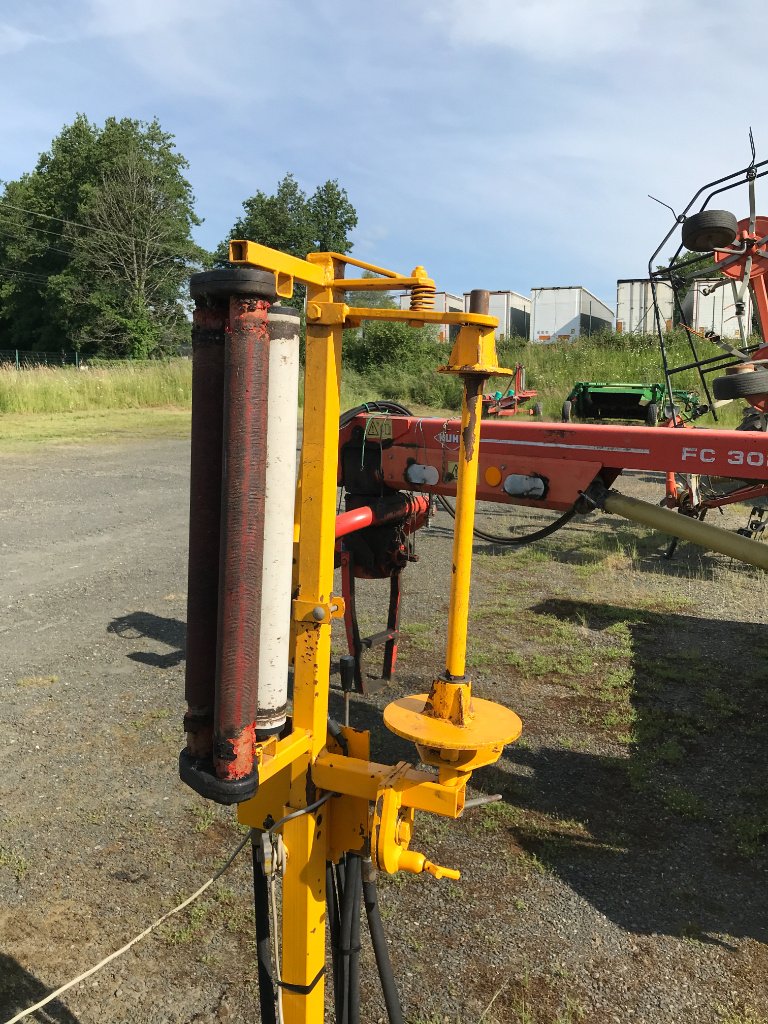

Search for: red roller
xmin=183 ymin=290 xmax=227 ymax=759
xmin=213 ymin=294 xmax=271 ymax=782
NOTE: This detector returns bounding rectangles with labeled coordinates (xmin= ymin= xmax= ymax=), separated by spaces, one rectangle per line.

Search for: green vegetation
xmin=0 ymin=115 xmax=205 ymax=358
xmin=496 ymin=329 xmax=748 ymax=427
xmin=0 ymin=360 xmax=191 ymax=414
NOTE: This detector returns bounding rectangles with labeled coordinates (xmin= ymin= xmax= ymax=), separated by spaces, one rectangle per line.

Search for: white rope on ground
xmin=2 ymin=830 xmax=252 ymax=1024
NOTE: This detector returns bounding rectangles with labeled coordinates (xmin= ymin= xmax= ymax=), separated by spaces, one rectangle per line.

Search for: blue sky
xmin=1 ymin=0 xmax=767 ymax=306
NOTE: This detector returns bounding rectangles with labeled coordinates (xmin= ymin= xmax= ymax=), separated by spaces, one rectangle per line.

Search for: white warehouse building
xmin=616 ymin=279 xmax=674 ymax=334
xmin=530 ymin=286 xmax=613 ymax=343
xmin=462 ymin=290 xmax=531 ymax=340
xmin=398 ymin=291 xmax=463 ymax=342
xmin=681 ymin=280 xmax=753 ymax=340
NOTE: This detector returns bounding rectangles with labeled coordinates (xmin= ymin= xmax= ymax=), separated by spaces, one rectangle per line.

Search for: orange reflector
xmin=484 ymin=466 xmax=502 ymax=487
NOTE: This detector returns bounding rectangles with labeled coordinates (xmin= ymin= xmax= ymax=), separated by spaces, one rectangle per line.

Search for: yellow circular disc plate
xmin=383 ymin=694 xmax=522 ymax=751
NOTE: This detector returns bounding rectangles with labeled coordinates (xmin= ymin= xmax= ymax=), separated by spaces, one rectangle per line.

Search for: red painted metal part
xmin=339 ymin=415 xmax=768 ymax=511
xmin=715 ymin=216 xmax=768 ymax=280
xmin=213 ymin=295 xmax=271 ymax=782
xmin=184 ymin=298 xmax=227 ymax=759
xmin=335 ymin=495 xmax=430 ymax=538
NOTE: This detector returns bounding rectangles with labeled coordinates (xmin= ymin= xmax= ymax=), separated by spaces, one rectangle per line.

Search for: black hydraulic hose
xmin=349 ymin=855 xmax=362 ymax=1024
xmin=362 ymin=864 xmax=404 ymax=1024
xmin=251 ymin=832 xmax=277 ymax=1024
xmin=338 ymin=854 xmax=360 ymax=1024
xmin=327 ymin=862 xmax=342 ymax=1020
xmin=437 ymin=493 xmax=576 ymax=546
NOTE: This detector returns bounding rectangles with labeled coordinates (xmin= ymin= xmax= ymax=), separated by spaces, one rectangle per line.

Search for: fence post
xmin=75 ymin=351 xmax=80 ymax=369
xmin=15 ymin=349 xmax=19 ymax=370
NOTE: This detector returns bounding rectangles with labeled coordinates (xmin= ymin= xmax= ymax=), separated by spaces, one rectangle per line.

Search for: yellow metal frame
xmin=229 ymin=239 xmax=522 ymax=1024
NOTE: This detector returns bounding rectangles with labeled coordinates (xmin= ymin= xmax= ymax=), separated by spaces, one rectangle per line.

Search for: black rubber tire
xmin=681 ymin=210 xmax=738 ymax=252
xmin=712 ymin=370 xmax=768 ymax=399
xmin=533 ymin=402 xmax=543 ymax=417
xmin=645 ymin=402 xmax=659 ymax=427
xmin=339 ymin=400 xmax=413 ymax=428
xmin=561 ymin=400 xmax=573 ymax=423
xmin=190 ymin=267 xmax=276 ymax=300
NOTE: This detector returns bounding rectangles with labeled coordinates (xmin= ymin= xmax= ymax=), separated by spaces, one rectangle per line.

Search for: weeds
xmin=15 ymin=674 xmax=59 ymax=687
xmin=0 ymin=846 xmax=28 ymax=880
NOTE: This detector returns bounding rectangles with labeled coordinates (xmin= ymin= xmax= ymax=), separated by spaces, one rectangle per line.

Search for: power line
xmin=0 ymin=226 xmax=72 ymax=257
xmin=0 ymin=266 xmax=50 ymax=285
xmin=1 ymin=199 xmax=155 ymax=247
xmin=0 ymin=210 xmax=205 ymax=264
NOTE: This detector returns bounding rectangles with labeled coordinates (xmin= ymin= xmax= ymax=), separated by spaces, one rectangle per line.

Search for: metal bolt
xmin=312 ymin=606 xmax=326 ymax=621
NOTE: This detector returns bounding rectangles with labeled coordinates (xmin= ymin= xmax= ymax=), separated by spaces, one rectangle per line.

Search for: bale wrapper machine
xmin=179 ymin=245 xmax=522 ymax=1024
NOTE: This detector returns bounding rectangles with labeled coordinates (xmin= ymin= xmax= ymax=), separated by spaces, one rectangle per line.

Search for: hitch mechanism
xmin=179 ymin=243 xmax=521 ymax=1024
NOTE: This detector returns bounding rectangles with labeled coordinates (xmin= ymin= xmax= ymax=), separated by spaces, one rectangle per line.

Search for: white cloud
xmin=0 ymin=23 xmax=43 ymax=55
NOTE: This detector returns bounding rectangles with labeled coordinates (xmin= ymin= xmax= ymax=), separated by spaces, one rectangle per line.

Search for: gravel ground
xmin=1 ymin=437 xmax=767 ymax=1024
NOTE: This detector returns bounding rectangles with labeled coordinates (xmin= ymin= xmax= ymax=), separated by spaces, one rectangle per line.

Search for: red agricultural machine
xmin=482 ymin=362 xmax=542 ymax=418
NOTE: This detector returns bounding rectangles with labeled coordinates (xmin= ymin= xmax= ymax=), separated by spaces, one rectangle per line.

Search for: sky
xmin=1 ymin=0 xmax=767 ymax=307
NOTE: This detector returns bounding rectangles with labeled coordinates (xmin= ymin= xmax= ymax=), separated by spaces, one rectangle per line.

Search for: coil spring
xmin=410 ymin=283 xmax=436 ymax=311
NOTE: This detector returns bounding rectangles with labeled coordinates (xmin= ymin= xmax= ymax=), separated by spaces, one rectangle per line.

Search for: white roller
xmin=257 ymin=306 xmax=300 ymax=735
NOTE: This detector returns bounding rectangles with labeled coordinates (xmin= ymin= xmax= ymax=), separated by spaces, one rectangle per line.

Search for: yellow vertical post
xmin=280 ymin=255 xmax=341 ymax=1024
xmin=444 ymin=376 xmax=484 ymax=679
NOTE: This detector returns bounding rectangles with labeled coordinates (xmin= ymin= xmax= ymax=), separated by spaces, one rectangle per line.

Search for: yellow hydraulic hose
xmin=603 ymin=491 xmax=768 ymax=571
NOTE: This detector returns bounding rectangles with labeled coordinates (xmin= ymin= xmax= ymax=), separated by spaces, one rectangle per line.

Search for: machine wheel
xmin=561 ymin=400 xmax=573 ymax=423
xmin=681 ymin=210 xmax=738 ymax=252
xmin=339 ymin=400 xmax=413 ymax=427
xmin=533 ymin=402 xmax=544 ymax=417
xmin=712 ymin=370 xmax=768 ymax=400
xmin=645 ymin=402 xmax=659 ymax=427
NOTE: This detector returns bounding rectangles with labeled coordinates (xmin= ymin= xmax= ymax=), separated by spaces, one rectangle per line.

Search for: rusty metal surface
xmin=214 ymin=295 xmax=271 ymax=781
xmin=468 ymin=289 xmax=490 ymax=315
xmin=183 ymin=296 xmax=227 ymax=759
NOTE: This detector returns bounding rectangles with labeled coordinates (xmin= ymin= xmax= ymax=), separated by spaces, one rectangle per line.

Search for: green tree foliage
xmin=0 ymin=115 xmax=205 ymax=357
xmin=217 ymin=173 xmax=357 ymax=310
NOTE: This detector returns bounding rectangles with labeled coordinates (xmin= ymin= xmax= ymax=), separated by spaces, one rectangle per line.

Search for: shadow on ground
xmin=0 ymin=955 xmax=81 ymax=1022
xmin=471 ymin=597 xmax=768 ymax=944
xmin=107 ymin=612 xmax=185 ymax=668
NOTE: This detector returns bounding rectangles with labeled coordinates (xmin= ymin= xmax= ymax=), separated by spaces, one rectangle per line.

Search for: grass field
xmin=0 ymin=331 xmax=757 ymax=444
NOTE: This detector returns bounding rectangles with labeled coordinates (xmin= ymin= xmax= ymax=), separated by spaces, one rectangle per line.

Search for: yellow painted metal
xmin=229 ymin=239 xmax=329 ymax=290
xmin=218 ymin=238 xmax=524 ymax=1022
xmin=307 ymin=303 xmax=496 ymax=329
xmin=312 ymin=752 xmax=468 ymax=817
xmin=383 ymin=694 xmax=522 ymax=751
xmin=440 ymin=324 xmax=513 ymax=377
xmin=325 ymin=727 xmax=370 ymax=862
xmin=445 ymin=378 xmax=484 ymax=679
xmin=277 ymin=253 xmax=344 ymax=1024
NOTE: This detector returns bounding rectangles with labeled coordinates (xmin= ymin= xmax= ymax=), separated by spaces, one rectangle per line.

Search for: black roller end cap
xmin=179 ymin=748 xmax=259 ymax=805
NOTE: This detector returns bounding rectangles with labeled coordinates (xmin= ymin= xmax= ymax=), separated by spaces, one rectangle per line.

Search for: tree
xmin=216 ymin=173 xmax=357 ymax=310
xmin=0 ymin=115 xmax=205 ymax=356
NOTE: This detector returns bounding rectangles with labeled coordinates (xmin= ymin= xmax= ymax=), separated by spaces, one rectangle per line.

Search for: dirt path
xmin=1 ymin=440 xmax=767 ymax=1024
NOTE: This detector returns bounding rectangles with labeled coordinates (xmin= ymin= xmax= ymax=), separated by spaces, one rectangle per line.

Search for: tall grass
xmin=496 ymin=330 xmax=749 ymax=428
xmin=0 ymin=331 xmax=756 ymax=430
xmin=0 ymin=360 xmax=192 ymax=414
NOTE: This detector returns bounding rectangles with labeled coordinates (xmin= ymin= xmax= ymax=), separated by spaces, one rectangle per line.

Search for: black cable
xmin=348 ymin=855 xmax=362 ymax=1024
xmin=327 ymin=862 xmax=342 ymax=1020
xmin=251 ymin=832 xmax=277 ymax=1024
xmin=362 ymin=864 xmax=404 ymax=1024
xmin=338 ymin=853 xmax=362 ymax=1024
xmin=437 ymin=493 xmax=576 ymax=546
